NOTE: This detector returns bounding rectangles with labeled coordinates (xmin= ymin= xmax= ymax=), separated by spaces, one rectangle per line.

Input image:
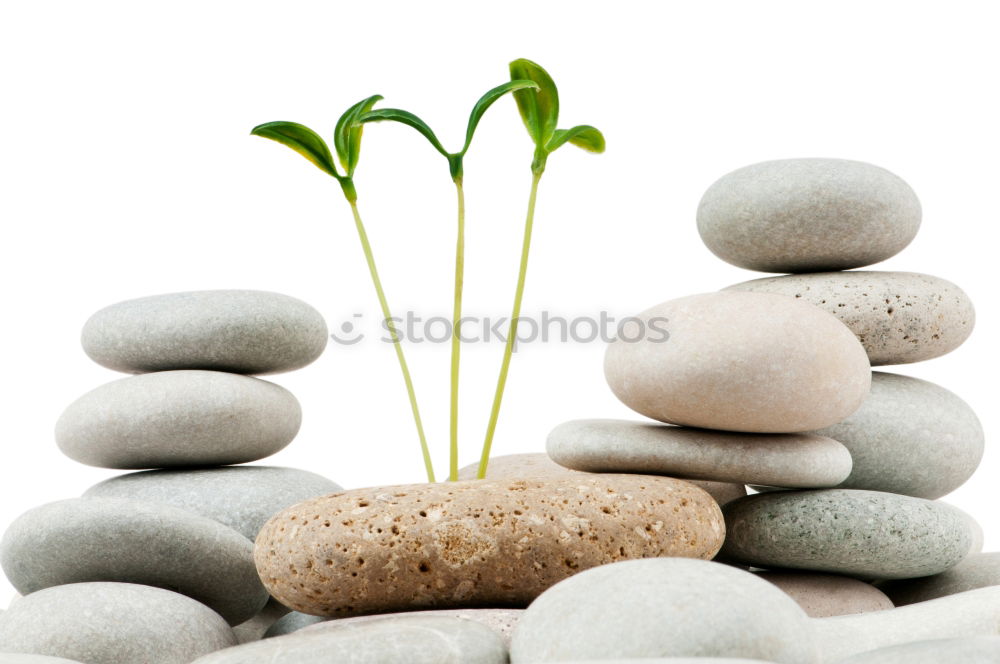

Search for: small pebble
xmin=836 ymin=636 xmax=1000 ymax=663
xmin=755 ymin=571 xmax=893 ymax=617
xmin=877 ymin=552 xmax=1000 ymax=606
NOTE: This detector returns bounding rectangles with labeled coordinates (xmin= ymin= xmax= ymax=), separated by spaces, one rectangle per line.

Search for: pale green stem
xmin=349 ymin=200 xmax=436 ymax=483
xmin=477 ymin=170 xmax=543 ymax=479
xmin=449 ymin=180 xmax=465 ymax=482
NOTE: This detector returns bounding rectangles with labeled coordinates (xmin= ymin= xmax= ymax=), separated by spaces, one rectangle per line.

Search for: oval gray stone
xmin=191 ymin=615 xmax=507 ymax=664
xmin=81 ymin=290 xmax=328 ymax=375
xmin=300 ymin=609 xmax=523 ymax=646
xmin=510 ymin=558 xmax=819 ymax=663
xmin=836 ymin=637 xmax=1000 ymax=663
xmin=84 ymin=466 xmax=341 ymax=540
xmin=725 ymin=271 xmax=975 ymax=366
xmin=232 ymin=600 xmax=290 ymax=644
xmin=697 ymin=158 xmax=921 ymax=273
xmin=263 ymin=612 xmax=326 ymax=638
xmin=0 ymin=498 xmax=268 ymax=625
xmin=56 ymin=370 xmax=301 ymax=469
xmin=721 ymin=489 xmax=971 ymax=579
xmin=0 ymin=582 xmax=235 ymax=664
xmin=814 ymin=372 xmax=984 ymax=499
xmin=548 ymin=419 xmax=851 ymax=488
xmin=755 ymin=571 xmax=893 ymax=617
xmin=877 ymin=552 xmax=1000 ymax=606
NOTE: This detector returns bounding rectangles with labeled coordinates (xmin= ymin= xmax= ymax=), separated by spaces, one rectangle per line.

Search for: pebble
xmin=459 ymin=453 xmax=747 ymax=506
xmin=84 ymin=466 xmax=341 ymax=540
xmin=836 ymin=636 xmax=1000 ymax=663
xmin=56 ymin=370 xmax=301 ymax=469
xmin=81 ymin=290 xmax=328 ymax=375
xmin=548 ymin=419 xmax=851 ymax=488
xmin=0 ymin=498 xmax=268 ymax=625
xmin=721 ymin=489 xmax=971 ymax=579
xmin=232 ymin=600 xmax=290 ymax=644
xmin=814 ymin=372 xmax=983 ymax=499
xmin=299 ymin=608 xmax=523 ymax=646
xmin=0 ymin=656 xmax=86 ymax=663
xmin=604 ymin=292 xmax=871 ymax=433
xmin=726 ymin=271 xmax=975 ymax=366
xmin=263 ymin=612 xmax=326 ymax=638
xmin=255 ymin=476 xmax=724 ymax=617
xmin=190 ymin=615 xmax=507 ymax=664
xmin=754 ymin=571 xmax=893 ymax=617
xmin=509 ymin=558 xmax=818 ymax=663
xmin=696 ymin=158 xmax=921 ymax=273
xmin=0 ymin=582 xmax=235 ymax=664
xmin=877 ymin=552 xmax=1000 ymax=606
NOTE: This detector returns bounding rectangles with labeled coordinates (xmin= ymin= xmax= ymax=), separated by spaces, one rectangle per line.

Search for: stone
xmin=548 ymin=419 xmax=851 ymax=488
xmin=726 ymin=271 xmax=975 ymax=366
xmin=232 ymin=600 xmax=290 ymax=644
xmin=604 ymin=292 xmax=871 ymax=433
xmin=255 ymin=475 xmax=724 ymax=617
xmin=0 ymin=656 xmax=87 ymax=663
xmin=300 ymin=608 xmax=523 ymax=646
xmin=190 ymin=615 xmax=507 ymax=664
xmin=509 ymin=558 xmax=818 ymax=663
xmin=0 ymin=582 xmax=235 ymax=663
xmin=0 ymin=498 xmax=268 ymax=625
xmin=84 ymin=466 xmax=341 ymax=540
xmin=459 ymin=453 xmax=746 ymax=505
xmin=536 ymin=661 xmax=775 ymax=664
xmin=877 ymin=552 xmax=1000 ymax=606
xmin=56 ymin=370 xmax=301 ymax=469
xmin=263 ymin=613 xmax=327 ymax=638
xmin=696 ymin=158 xmax=921 ymax=273
xmin=813 ymin=586 xmax=1000 ymax=660
xmin=81 ymin=290 xmax=328 ymax=375
xmin=812 ymin=371 xmax=983 ymax=499
xmin=836 ymin=637 xmax=1000 ymax=663
xmin=755 ymin=571 xmax=893 ymax=617
xmin=721 ymin=489 xmax=971 ymax=579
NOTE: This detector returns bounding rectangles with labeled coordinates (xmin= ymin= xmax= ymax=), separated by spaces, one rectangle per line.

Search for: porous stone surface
xmin=191 ymin=615 xmax=507 ymax=664
xmin=459 ymin=453 xmax=746 ymax=506
xmin=509 ymin=558 xmax=818 ymax=663
xmin=726 ymin=271 xmax=975 ymax=365
xmin=56 ymin=370 xmax=301 ymax=469
xmin=548 ymin=419 xmax=851 ymax=488
xmin=696 ymin=158 xmax=921 ymax=273
xmin=0 ymin=582 xmax=235 ymax=664
xmin=0 ymin=498 xmax=267 ymax=625
xmin=255 ymin=476 xmax=724 ymax=617
xmin=0 ymin=656 xmax=86 ymax=663
xmin=814 ymin=371 xmax=983 ymax=499
xmin=755 ymin=571 xmax=894 ymax=617
xmin=721 ymin=489 xmax=971 ymax=579
xmin=301 ymin=608 xmax=523 ymax=646
xmin=232 ymin=600 xmax=290 ymax=644
xmin=81 ymin=290 xmax=328 ymax=375
xmin=877 ymin=552 xmax=1000 ymax=606
xmin=84 ymin=466 xmax=341 ymax=540
xmin=813 ymin=586 xmax=1000 ymax=660
xmin=836 ymin=636 xmax=1000 ymax=663
xmin=604 ymin=292 xmax=871 ymax=433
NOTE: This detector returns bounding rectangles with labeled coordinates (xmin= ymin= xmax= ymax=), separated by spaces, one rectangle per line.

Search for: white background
xmin=1 ymin=1 xmax=997 ymax=601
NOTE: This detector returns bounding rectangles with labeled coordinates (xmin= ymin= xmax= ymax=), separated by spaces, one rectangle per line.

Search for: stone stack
xmin=0 ymin=290 xmax=342 ymax=661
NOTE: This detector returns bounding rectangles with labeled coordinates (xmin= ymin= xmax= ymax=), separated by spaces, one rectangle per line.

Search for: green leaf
xmin=546 ymin=125 xmax=606 ymax=153
xmin=334 ymin=94 xmax=383 ymax=177
xmin=509 ymin=59 xmax=559 ymax=147
xmin=460 ymin=79 xmax=540 ymax=155
xmin=250 ymin=121 xmax=340 ymax=178
xmin=360 ymin=108 xmax=450 ymax=159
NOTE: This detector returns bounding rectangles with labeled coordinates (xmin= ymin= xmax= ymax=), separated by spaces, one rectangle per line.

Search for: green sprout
xmin=251 ymin=97 xmax=437 ymax=483
xmin=358 ymin=80 xmax=539 ymax=481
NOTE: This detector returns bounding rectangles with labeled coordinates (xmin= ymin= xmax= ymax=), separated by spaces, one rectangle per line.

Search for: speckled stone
xmin=231 ymin=600 xmax=290 ymax=644
xmin=836 ymin=637 xmax=1000 ymax=663
xmin=0 ymin=498 xmax=267 ymax=625
xmin=56 ymin=370 xmax=301 ymax=469
xmin=605 ymin=292 xmax=871 ymax=433
xmin=191 ymin=615 xmax=507 ymax=664
xmin=255 ymin=476 xmax=724 ymax=617
xmin=755 ymin=571 xmax=893 ymax=617
xmin=459 ymin=453 xmax=747 ymax=506
xmin=722 ymin=490 xmax=971 ymax=579
xmin=813 ymin=586 xmax=1000 ymax=660
xmin=300 ymin=609 xmax=523 ymax=646
xmin=813 ymin=371 xmax=983 ymax=499
xmin=81 ymin=290 xmax=328 ymax=375
xmin=726 ymin=271 xmax=975 ymax=366
xmin=510 ymin=558 xmax=818 ymax=663
xmin=0 ymin=655 xmax=86 ymax=663
xmin=877 ymin=552 xmax=1000 ymax=606
xmin=697 ymin=158 xmax=921 ymax=273
xmin=548 ymin=419 xmax=851 ymax=488
xmin=84 ymin=466 xmax=341 ymax=540
xmin=0 ymin=582 xmax=235 ymax=664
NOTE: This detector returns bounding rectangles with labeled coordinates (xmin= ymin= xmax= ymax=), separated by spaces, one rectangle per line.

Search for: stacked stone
xmin=0 ymin=290 xmax=343 ymax=662
xmin=547 ymin=159 xmax=985 ymax=614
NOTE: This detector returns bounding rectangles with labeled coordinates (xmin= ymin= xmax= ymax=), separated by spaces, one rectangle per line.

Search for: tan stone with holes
xmin=255 ymin=476 xmax=724 ymax=617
